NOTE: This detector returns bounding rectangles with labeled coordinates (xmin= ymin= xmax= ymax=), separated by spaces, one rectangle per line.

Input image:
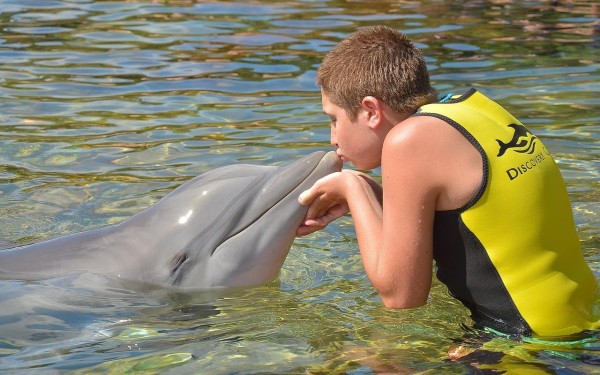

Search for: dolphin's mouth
xmin=213 ymin=151 xmax=339 ymax=250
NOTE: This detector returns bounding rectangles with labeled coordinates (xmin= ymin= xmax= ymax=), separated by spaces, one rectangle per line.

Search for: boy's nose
xmin=330 ymin=126 xmax=337 ymax=147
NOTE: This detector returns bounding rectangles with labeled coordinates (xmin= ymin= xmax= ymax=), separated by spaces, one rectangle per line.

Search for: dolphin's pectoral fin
xmin=169 ymin=252 xmax=190 ymax=285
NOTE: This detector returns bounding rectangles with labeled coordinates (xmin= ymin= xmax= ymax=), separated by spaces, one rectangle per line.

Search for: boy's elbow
xmin=381 ymin=297 xmax=426 ymax=310
xmin=370 ymin=271 xmax=432 ymax=309
xmin=379 ymin=290 xmax=428 ymax=309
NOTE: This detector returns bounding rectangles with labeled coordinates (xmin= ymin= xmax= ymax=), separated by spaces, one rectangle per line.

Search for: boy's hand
xmin=296 ymin=171 xmax=352 ymax=236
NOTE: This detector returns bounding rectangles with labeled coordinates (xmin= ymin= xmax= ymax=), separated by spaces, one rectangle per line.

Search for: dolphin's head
xmin=142 ymin=151 xmax=342 ymax=289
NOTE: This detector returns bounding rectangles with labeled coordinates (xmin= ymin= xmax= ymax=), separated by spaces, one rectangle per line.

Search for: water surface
xmin=0 ymin=0 xmax=599 ymax=373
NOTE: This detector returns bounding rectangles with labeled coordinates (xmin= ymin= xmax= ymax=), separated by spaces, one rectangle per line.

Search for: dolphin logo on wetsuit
xmin=496 ymin=123 xmax=538 ymax=157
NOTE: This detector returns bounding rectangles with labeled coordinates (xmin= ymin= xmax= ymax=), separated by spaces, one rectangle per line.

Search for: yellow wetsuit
xmin=414 ymin=89 xmax=598 ymax=337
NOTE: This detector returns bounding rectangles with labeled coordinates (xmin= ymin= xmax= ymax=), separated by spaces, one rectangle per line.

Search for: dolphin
xmin=0 ymin=151 xmax=341 ymax=289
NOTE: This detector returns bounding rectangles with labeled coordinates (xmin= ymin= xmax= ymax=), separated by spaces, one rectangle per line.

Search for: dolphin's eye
xmin=170 ymin=252 xmax=189 ymax=283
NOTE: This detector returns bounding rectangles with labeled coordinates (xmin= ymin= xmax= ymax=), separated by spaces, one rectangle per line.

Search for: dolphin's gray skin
xmin=0 ymin=151 xmax=341 ymax=289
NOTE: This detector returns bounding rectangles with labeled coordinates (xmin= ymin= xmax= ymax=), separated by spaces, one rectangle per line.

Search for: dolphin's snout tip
xmin=324 ymin=151 xmax=343 ymax=172
xmin=297 ymin=150 xmax=341 ymax=176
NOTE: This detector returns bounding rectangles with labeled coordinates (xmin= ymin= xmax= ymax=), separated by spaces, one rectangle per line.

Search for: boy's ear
xmin=361 ymin=96 xmax=383 ymax=129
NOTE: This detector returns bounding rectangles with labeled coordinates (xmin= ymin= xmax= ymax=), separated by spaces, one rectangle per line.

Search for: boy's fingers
xmin=299 ymin=172 xmax=340 ymax=206
xmin=305 ymin=195 xmax=330 ymax=222
xmin=296 ymin=223 xmax=325 ymax=236
xmin=298 ymin=188 xmax=316 ymax=206
xmin=305 ymin=202 xmax=347 ymax=227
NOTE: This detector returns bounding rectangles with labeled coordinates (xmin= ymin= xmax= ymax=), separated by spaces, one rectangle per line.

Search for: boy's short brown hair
xmin=317 ymin=25 xmax=438 ymax=119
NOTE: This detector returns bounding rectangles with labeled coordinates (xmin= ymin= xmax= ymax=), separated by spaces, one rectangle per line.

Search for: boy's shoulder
xmin=386 ymin=114 xmax=453 ymax=144
xmin=383 ymin=114 xmax=478 ymax=164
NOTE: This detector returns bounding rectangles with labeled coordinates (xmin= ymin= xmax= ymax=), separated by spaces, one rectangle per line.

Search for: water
xmin=0 ymin=0 xmax=598 ymax=373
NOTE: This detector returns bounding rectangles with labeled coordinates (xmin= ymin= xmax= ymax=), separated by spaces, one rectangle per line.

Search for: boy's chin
xmin=341 ymin=154 xmax=377 ymax=170
xmin=350 ymin=161 xmax=372 ymax=171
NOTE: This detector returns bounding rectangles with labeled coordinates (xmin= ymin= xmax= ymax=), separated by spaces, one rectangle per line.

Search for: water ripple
xmin=0 ymin=0 xmax=598 ymax=373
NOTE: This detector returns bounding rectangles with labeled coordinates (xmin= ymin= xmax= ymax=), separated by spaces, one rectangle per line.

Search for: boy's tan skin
xmin=296 ymin=44 xmax=483 ymax=309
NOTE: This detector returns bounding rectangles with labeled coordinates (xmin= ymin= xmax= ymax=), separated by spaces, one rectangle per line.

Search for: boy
xmin=297 ymin=25 xmax=598 ymax=338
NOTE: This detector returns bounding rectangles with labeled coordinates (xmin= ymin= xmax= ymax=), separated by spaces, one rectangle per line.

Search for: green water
xmin=0 ymin=0 xmax=598 ymax=373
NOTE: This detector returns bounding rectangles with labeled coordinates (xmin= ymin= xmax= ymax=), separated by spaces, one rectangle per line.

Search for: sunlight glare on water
xmin=0 ymin=0 xmax=599 ymax=373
